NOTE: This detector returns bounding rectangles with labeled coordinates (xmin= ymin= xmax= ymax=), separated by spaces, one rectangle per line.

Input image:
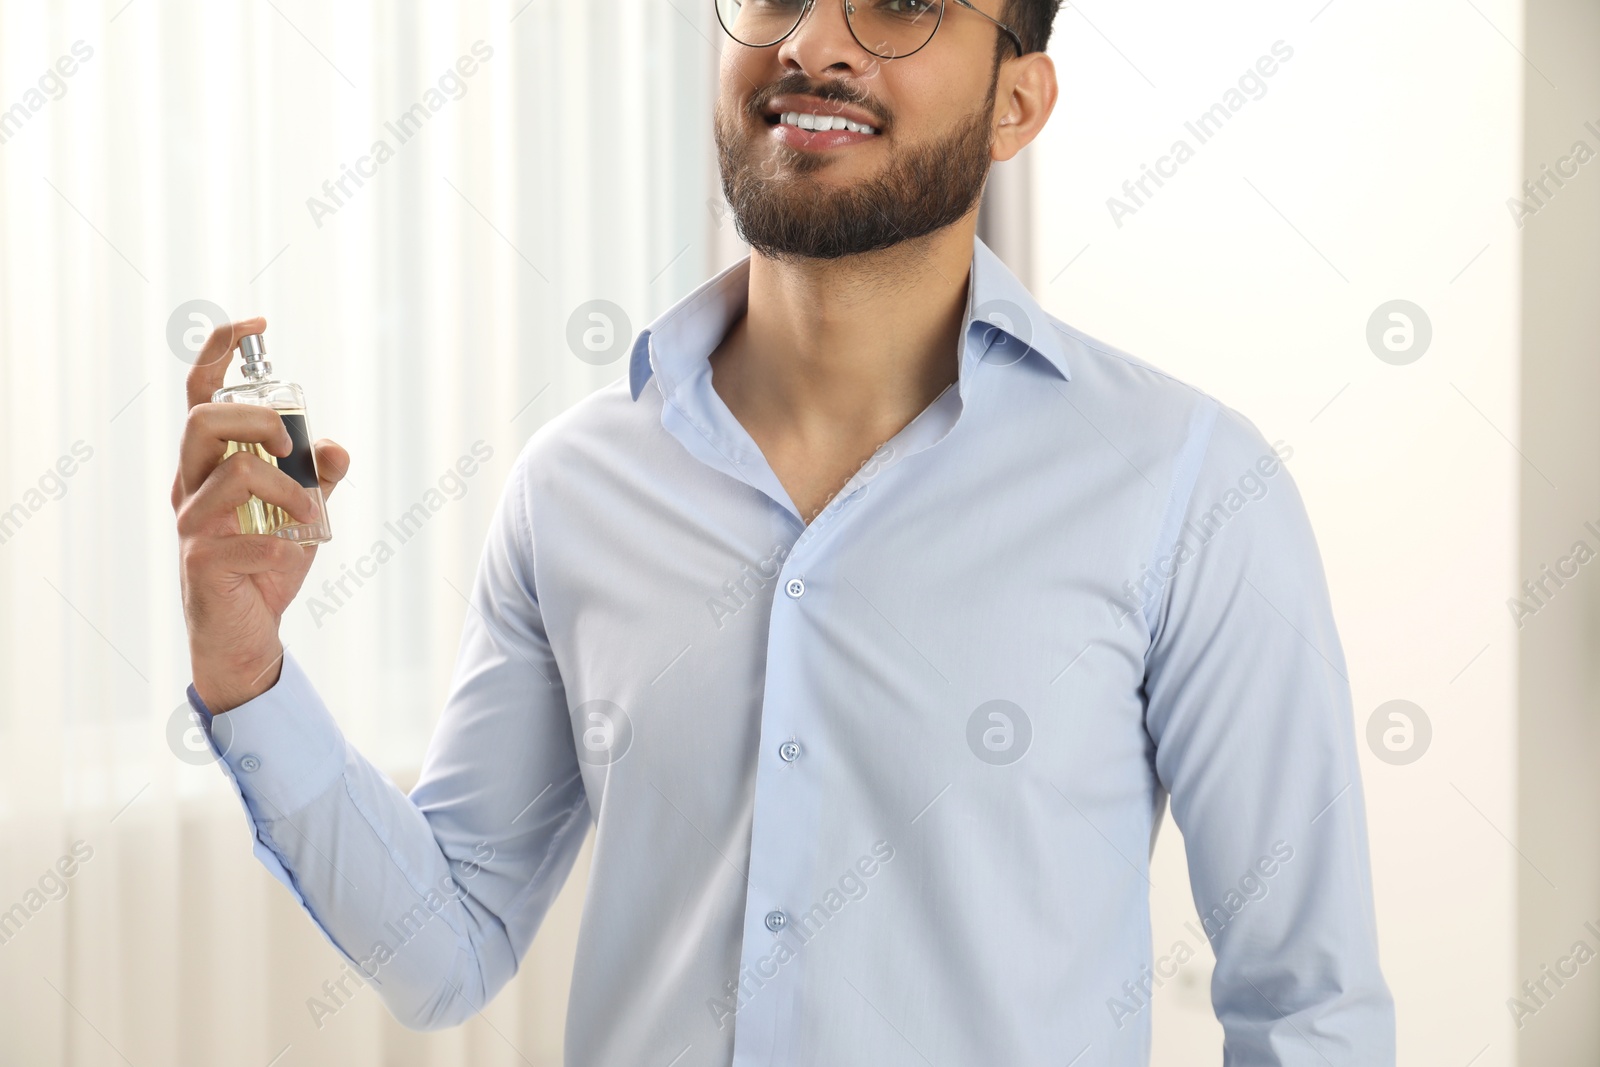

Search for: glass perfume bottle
xmin=212 ymin=332 xmax=333 ymax=545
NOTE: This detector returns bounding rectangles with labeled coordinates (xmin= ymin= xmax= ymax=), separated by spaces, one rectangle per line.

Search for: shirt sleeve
xmin=193 ymin=448 xmax=591 ymax=1031
xmin=1141 ymin=400 xmax=1396 ymax=1065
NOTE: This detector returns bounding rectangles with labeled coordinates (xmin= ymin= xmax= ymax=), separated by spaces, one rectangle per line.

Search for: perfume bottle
xmin=212 ymin=332 xmax=333 ymax=545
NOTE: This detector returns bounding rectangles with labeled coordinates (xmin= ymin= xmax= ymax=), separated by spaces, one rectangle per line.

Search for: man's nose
xmin=776 ymin=0 xmax=879 ymax=78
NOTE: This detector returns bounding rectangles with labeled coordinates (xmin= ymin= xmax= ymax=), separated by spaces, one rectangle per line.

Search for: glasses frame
xmin=714 ymin=0 xmax=1026 ymax=61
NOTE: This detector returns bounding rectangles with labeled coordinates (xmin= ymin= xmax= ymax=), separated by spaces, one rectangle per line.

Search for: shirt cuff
xmin=188 ymin=647 xmax=347 ymax=821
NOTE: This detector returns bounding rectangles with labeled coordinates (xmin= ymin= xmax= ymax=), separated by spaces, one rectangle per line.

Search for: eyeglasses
xmin=714 ymin=0 xmax=1025 ymax=61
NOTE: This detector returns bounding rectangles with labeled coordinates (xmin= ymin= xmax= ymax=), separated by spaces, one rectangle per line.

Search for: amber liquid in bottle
xmin=212 ymin=335 xmax=332 ymax=545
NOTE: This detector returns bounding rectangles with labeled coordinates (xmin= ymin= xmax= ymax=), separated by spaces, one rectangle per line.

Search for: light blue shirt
xmin=193 ymin=235 xmax=1394 ymax=1065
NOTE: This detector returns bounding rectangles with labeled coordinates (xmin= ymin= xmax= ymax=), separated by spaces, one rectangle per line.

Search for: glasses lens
xmin=716 ymin=0 xmax=809 ymax=47
xmin=847 ymin=0 xmax=942 ymax=58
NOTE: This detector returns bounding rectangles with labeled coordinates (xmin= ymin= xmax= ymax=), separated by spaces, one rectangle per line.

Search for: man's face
xmin=713 ymin=0 xmax=1008 ymax=261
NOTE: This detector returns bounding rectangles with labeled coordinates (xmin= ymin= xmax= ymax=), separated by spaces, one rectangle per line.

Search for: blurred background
xmin=0 ymin=0 xmax=1595 ymax=1063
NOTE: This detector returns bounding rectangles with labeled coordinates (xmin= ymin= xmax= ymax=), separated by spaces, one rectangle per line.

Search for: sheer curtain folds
xmin=0 ymin=1 xmax=730 ymax=1064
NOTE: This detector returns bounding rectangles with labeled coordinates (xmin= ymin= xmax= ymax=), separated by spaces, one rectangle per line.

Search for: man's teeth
xmin=779 ymin=111 xmax=878 ymax=134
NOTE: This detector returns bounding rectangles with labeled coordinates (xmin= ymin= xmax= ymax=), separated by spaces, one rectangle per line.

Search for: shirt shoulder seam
xmin=1139 ymin=396 xmax=1222 ymax=641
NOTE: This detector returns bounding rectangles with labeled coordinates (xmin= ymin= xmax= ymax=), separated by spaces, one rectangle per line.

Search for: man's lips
xmin=760 ymin=93 xmax=884 ymax=151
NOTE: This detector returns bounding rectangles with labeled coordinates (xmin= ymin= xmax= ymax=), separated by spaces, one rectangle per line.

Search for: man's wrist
xmin=192 ymin=644 xmax=286 ymax=714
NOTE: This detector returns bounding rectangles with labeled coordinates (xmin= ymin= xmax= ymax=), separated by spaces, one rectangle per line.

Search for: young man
xmin=173 ymin=1 xmax=1394 ymax=1062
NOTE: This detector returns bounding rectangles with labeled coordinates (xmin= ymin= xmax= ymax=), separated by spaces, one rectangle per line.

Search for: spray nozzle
xmin=238 ymin=332 xmax=271 ymax=379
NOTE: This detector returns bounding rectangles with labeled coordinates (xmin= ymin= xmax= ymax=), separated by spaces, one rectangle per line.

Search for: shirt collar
xmin=627 ymin=233 xmax=1071 ymax=403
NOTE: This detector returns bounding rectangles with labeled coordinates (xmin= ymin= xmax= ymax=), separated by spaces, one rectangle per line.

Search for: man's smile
xmin=761 ymin=93 xmax=883 ymax=150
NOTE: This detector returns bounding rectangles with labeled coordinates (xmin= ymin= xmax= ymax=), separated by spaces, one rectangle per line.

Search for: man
xmin=173 ymin=0 xmax=1395 ymax=1063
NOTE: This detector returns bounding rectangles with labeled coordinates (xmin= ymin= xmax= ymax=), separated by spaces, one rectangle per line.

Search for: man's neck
xmin=709 ymin=216 xmax=978 ymax=452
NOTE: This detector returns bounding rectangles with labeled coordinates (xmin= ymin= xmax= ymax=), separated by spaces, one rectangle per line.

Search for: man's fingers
xmin=191 ymin=533 xmax=305 ymax=576
xmin=184 ymin=316 xmax=266 ymax=410
xmin=177 ymin=450 xmax=322 ymax=536
xmin=178 ymin=403 xmax=295 ymax=497
xmin=313 ymin=439 xmax=350 ymax=500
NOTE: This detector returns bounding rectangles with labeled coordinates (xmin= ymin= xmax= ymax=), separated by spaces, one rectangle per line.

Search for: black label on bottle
xmin=278 ymin=412 xmax=321 ymax=490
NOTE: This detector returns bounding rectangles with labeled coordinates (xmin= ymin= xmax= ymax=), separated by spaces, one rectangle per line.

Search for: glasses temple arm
xmin=950 ymin=0 xmax=1025 ymax=55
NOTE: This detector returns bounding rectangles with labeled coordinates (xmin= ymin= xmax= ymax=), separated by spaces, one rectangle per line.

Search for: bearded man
xmin=173 ymin=2 xmax=1396 ymax=1063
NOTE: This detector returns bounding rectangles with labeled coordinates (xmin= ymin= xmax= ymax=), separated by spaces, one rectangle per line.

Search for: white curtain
xmin=0 ymin=1 xmax=738 ymax=1063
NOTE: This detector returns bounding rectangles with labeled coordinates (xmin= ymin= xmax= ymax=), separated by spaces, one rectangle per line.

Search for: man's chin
xmin=748 ymin=137 xmax=858 ymax=178
xmin=715 ymin=98 xmax=993 ymax=261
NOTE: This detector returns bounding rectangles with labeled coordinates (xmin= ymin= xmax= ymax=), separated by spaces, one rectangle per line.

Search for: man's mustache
xmin=746 ymin=73 xmax=890 ymax=129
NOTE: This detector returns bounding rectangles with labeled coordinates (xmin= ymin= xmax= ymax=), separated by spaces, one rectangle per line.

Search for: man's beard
xmin=713 ymin=75 xmax=998 ymax=262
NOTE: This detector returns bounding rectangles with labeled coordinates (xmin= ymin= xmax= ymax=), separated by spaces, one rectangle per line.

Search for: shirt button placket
xmin=734 ymin=558 xmax=824 ymax=1065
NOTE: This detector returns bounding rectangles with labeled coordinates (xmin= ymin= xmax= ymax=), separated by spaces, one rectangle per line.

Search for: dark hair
xmin=1000 ymin=0 xmax=1063 ymax=57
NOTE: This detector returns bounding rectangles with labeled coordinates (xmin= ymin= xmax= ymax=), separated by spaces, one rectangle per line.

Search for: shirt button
xmin=239 ymin=754 xmax=261 ymax=773
xmin=785 ymin=577 xmax=805 ymax=598
xmin=779 ymin=741 xmax=801 ymax=763
xmin=765 ymin=910 xmax=787 ymax=932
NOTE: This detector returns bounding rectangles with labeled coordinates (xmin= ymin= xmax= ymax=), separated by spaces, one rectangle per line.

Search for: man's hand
xmin=172 ymin=316 xmax=350 ymax=713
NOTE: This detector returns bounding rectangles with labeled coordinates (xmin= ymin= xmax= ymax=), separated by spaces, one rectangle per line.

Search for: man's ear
xmin=992 ymin=52 xmax=1058 ymax=162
